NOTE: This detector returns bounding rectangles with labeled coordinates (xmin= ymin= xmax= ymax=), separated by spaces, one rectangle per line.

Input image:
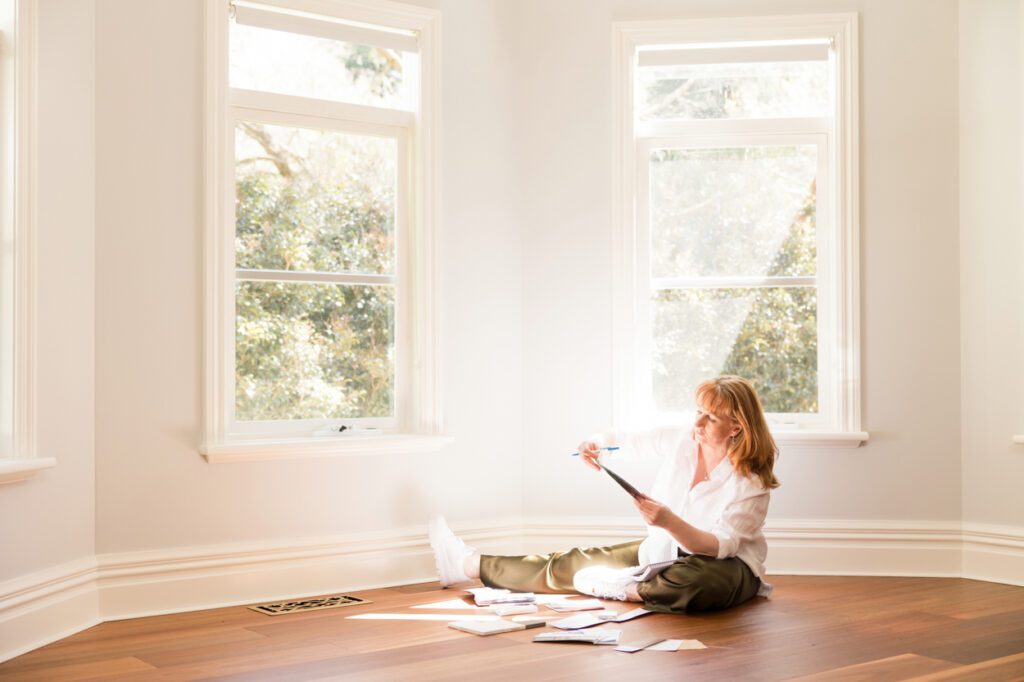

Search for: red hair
xmin=695 ymin=376 xmax=779 ymax=490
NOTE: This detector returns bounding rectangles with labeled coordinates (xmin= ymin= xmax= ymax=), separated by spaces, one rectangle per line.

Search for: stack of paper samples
xmin=550 ymin=606 xmax=652 ymax=630
xmin=534 ymin=629 xmax=621 ymax=645
xmin=550 ymin=612 xmax=619 ymax=630
xmin=491 ymin=603 xmax=538 ymax=616
xmin=615 ymin=638 xmax=707 ymax=653
xmin=448 ymin=619 xmax=546 ymax=636
xmin=466 ymin=587 xmax=536 ymax=606
xmin=546 ymin=599 xmax=604 ymax=612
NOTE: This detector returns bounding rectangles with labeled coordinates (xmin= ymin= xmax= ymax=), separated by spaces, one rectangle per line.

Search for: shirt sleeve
xmin=710 ymin=482 xmax=770 ymax=560
xmin=600 ymin=426 xmax=689 ymax=461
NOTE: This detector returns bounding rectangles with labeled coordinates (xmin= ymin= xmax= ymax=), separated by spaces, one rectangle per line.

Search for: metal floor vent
xmin=249 ymin=594 xmax=372 ymax=616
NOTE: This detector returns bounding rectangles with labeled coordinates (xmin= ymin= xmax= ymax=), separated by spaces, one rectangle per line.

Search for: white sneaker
xmin=572 ymin=565 xmax=639 ymax=601
xmin=428 ymin=515 xmax=475 ymax=588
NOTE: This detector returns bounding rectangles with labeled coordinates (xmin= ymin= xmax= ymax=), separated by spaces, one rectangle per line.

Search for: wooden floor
xmin=3 ymin=576 xmax=1024 ymax=681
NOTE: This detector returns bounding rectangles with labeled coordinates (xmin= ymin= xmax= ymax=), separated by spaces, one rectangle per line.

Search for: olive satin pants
xmin=480 ymin=539 xmax=761 ymax=614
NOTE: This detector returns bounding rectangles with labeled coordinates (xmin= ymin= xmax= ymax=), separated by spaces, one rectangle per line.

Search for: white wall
xmin=0 ymin=0 xmax=98 ymax=660
xmin=959 ymin=0 xmax=1024 ymax=529
xmin=93 ymin=0 xmax=524 ymax=556
xmin=0 ymin=0 xmax=95 ymax=582
xmin=516 ymin=0 xmax=963 ymax=529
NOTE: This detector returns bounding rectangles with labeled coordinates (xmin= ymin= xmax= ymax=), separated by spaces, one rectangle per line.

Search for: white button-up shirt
xmin=606 ymin=426 xmax=772 ymax=593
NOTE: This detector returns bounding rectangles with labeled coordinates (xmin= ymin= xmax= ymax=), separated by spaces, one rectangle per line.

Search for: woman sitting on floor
xmin=429 ymin=375 xmax=780 ymax=614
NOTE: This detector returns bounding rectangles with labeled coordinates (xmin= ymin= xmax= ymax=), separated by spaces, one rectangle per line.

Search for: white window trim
xmin=0 ymin=0 xmax=51 ymax=485
xmin=202 ymin=0 xmax=448 ymax=462
xmin=611 ymin=14 xmax=867 ymax=449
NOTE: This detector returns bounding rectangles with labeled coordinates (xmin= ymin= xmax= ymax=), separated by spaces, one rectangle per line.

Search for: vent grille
xmin=249 ymin=594 xmax=372 ymax=616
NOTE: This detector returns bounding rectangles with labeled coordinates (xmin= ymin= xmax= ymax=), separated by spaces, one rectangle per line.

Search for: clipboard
xmin=598 ymin=463 xmax=644 ymax=500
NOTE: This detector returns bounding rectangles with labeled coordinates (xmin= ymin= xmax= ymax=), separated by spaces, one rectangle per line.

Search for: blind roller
xmin=232 ymin=1 xmax=419 ymax=53
xmin=638 ymin=42 xmax=829 ymax=67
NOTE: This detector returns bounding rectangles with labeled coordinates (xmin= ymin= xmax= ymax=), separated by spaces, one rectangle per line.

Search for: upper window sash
xmin=634 ymin=39 xmax=833 ymax=123
xmin=229 ymin=0 xmax=422 ymax=113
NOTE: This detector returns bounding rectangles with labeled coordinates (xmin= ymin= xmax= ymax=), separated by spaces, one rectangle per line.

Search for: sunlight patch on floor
xmin=347 ymin=613 xmax=501 ymax=622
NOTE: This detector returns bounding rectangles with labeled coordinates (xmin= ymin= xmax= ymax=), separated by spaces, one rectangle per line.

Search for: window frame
xmin=228 ymin=101 xmax=410 ymax=437
xmin=202 ymin=0 xmax=447 ymax=462
xmin=612 ymin=14 xmax=867 ymax=448
xmin=0 ymin=0 xmax=51 ymax=485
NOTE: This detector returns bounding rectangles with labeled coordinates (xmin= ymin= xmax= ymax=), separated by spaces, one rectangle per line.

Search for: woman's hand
xmin=577 ymin=440 xmax=602 ymax=471
xmin=633 ymin=494 xmax=679 ymax=529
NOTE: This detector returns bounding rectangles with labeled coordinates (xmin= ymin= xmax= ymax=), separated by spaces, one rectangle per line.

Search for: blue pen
xmin=570 ymin=446 xmax=620 ymax=456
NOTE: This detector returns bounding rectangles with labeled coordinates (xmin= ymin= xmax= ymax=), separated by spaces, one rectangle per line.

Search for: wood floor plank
xmin=1 ymin=656 xmax=156 ymax=681
xmin=787 ymin=653 xmax=961 ymax=681
xmin=921 ymin=588 xmax=1024 ymax=621
xmin=696 ymin=610 xmax=965 ymax=679
xmin=104 ymin=643 xmax=349 ymax=681
xmin=334 ymin=641 xmax=687 ymax=682
xmin=194 ymin=635 xmax=522 ymax=682
xmin=905 ymin=652 xmax=1024 ymax=681
xmin=906 ymin=609 xmax=1024 ymax=665
xmin=321 ymin=621 xmax=474 ymax=655
xmin=0 ymin=625 xmax=266 ymax=675
xmin=133 ymin=630 xmax=348 ymax=669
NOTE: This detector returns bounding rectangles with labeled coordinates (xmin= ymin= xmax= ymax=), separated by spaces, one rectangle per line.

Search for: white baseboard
xmin=96 ymin=517 xmax=524 ymax=621
xmin=962 ymin=522 xmax=1024 ymax=587
xmin=0 ymin=557 xmax=101 ymax=663
xmin=2 ymin=517 xmax=1023 ymax=663
xmin=519 ymin=516 xmax=968 ymax=578
xmin=765 ymin=519 xmax=965 ymax=577
xmin=0 ymin=518 xmax=521 ymax=664
xmin=521 ymin=515 xmax=647 ymax=550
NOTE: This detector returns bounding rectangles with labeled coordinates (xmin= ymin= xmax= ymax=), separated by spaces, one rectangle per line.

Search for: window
xmin=203 ymin=0 xmax=444 ymax=461
xmin=1 ymin=1 xmax=15 ymax=460
xmin=0 ymin=0 xmax=48 ymax=484
xmin=613 ymin=16 xmax=865 ymax=446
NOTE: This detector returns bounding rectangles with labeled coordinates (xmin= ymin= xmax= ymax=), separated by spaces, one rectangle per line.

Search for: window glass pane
xmin=650 ymin=146 xmax=817 ymax=279
xmin=637 ymin=61 xmax=828 ymax=121
xmin=235 ymin=281 xmax=395 ymax=421
xmin=230 ymin=22 xmax=405 ymax=108
xmin=651 ymin=287 xmax=817 ymax=414
xmin=235 ymin=123 xmax=396 ymax=275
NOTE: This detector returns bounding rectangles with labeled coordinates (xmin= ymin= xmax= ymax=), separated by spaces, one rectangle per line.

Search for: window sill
xmin=200 ymin=434 xmax=455 ymax=463
xmin=0 ymin=458 xmax=57 ymax=485
xmin=772 ymin=430 xmax=869 ymax=449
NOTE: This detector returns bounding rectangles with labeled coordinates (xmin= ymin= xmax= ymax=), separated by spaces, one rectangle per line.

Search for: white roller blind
xmin=638 ymin=42 xmax=829 ymax=67
xmin=232 ymin=1 xmax=419 ymax=53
